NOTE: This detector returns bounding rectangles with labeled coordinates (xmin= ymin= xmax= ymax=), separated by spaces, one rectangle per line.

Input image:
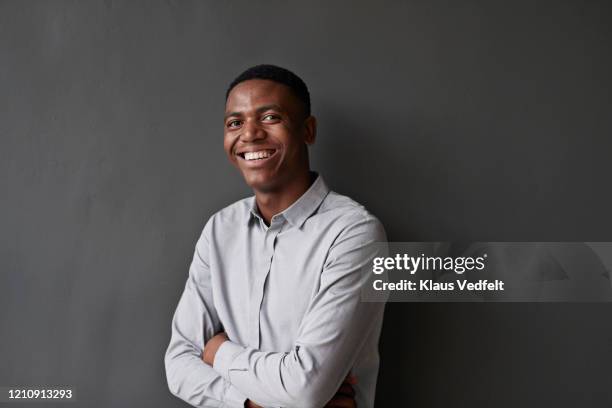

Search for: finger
xmin=325 ymin=395 xmax=356 ymax=408
xmin=336 ymin=384 xmax=355 ymax=397
xmin=344 ymin=373 xmax=358 ymax=385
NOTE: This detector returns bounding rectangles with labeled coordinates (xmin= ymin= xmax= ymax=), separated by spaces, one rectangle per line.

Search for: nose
xmin=240 ymin=119 xmax=266 ymax=142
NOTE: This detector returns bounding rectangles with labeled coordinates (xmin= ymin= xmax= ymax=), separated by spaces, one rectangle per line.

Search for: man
xmin=165 ymin=64 xmax=387 ymax=408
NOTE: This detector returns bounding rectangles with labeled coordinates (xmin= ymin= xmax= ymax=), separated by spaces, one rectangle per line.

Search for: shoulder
xmin=316 ymin=190 xmax=387 ymax=242
xmin=201 ymin=196 xmax=253 ymax=238
xmin=212 ymin=196 xmax=253 ymax=223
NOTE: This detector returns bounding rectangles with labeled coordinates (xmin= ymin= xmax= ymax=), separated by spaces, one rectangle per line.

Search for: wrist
xmin=202 ymin=332 xmax=229 ymax=365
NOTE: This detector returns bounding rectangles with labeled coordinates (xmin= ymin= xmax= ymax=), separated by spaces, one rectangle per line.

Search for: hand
xmin=325 ymin=373 xmax=358 ymax=407
xmin=202 ymin=332 xmax=229 ymax=366
xmin=244 ymin=400 xmax=263 ymax=408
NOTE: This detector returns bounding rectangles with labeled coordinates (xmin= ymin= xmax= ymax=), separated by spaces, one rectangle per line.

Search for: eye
xmin=227 ymin=119 xmax=242 ymax=129
xmin=262 ymin=114 xmax=280 ymax=122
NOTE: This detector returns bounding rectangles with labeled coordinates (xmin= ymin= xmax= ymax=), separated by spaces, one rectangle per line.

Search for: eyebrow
xmin=224 ymin=104 xmax=284 ymax=120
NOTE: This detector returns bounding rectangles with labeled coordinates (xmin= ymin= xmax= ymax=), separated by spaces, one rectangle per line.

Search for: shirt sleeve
xmin=164 ymin=221 xmax=247 ymax=408
xmin=212 ymin=215 xmax=388 ymax=408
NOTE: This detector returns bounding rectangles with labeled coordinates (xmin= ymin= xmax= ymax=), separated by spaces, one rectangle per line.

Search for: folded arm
xmin=164 ymin=226 xmax=247 ymax=408
xmin=208 ymin=216 xmax=387 ymax=408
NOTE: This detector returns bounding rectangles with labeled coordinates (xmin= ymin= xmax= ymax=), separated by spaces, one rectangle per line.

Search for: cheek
xmin=223 ymin=136 xmax=234 ymax=157
xmin=285 ymin=138 xmax=306 ymax=159
xmin=277 ymin=130 xmax=303 ymax=154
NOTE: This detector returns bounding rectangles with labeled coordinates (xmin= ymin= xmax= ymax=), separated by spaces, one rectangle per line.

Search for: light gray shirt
xmin=165 ymin=174 xmax=387 ymax=408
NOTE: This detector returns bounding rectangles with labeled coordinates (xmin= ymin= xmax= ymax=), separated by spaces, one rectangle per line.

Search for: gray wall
xmin=1 ymin=1 xmax=611 ymax=407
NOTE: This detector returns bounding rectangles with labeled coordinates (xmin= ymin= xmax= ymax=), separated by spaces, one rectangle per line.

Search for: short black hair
xmin=225 ymin=64 xmax=311 ymax=117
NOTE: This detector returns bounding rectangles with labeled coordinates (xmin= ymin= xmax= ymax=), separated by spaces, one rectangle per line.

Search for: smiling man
xmin=164 ymin=65 xmax=387 ymax=408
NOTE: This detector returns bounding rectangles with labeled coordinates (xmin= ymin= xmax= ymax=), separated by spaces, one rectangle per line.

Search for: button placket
xmin=252 ymin=218 xmax=283 ymax=348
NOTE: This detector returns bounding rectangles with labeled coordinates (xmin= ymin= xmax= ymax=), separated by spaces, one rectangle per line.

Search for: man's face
xmin=223 ymin=79 xmax=315 ymax=193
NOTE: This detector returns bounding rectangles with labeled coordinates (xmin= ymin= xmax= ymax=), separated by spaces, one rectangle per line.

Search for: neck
xmin=255 ymin=171 xmax=315 ymax=225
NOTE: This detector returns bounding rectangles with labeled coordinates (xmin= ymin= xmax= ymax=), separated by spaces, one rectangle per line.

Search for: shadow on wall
xmin=311 ymin=101 xmax=453 ymax=242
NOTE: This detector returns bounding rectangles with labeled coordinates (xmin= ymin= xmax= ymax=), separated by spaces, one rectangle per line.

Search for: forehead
xmin=225 ymin=79 xmax=301 ymax=114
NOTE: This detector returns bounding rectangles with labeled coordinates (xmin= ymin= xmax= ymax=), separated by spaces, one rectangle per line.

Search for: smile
xmin=237 ymin=149 xmax=277 ymax=162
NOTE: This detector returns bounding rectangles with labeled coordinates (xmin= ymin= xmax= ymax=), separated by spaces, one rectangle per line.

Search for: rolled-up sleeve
xmin=212 ymin=216 xmax=387 ymax=408
xmin=164 ymin=222 xmax=247 ymax=408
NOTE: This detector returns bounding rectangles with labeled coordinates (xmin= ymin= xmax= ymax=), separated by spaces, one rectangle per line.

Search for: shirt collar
xmin=247 ymin=172 xmax=330 ymax=229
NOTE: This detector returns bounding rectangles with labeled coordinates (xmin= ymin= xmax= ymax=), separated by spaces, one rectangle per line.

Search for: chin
xmin=243 ymin=173 xmax=279 ymax=193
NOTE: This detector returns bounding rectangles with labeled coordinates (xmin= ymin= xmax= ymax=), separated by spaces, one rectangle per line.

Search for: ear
xmin=303 ymin=115 xmax=317 ymax=145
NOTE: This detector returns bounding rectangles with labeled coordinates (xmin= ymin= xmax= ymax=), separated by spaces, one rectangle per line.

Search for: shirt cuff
xmin=213 ymin=340 xmax=245 ymax=381
xmin=221 ymin=383 xmax=247 ymax=408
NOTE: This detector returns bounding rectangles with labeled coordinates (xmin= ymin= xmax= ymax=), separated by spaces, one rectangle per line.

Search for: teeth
xmin=244 ymin=150 xmax=273 ymax=161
